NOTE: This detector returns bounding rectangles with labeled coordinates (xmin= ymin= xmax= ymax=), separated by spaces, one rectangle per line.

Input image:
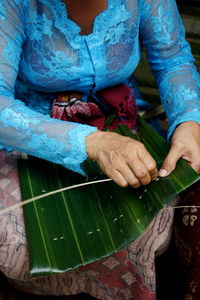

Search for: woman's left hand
xmin=159 ymin=121 xmax=200 ymax=177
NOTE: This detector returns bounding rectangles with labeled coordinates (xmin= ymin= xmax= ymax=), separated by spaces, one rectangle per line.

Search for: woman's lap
xmin=0 ymin=151 xmax=29 ymax=280
xmin=0 ymin=150 xmax=175 ymax=299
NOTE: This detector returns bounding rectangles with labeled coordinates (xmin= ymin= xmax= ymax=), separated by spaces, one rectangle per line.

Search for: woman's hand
xmin=86 ymin=130 xmax=158 ymax=188
xmin=159 ymin=121 xmax=200 ymax=177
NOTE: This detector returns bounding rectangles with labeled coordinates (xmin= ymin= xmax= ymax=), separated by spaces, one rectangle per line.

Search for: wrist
xmin=85 ymin=130 xmax=106 ymax=160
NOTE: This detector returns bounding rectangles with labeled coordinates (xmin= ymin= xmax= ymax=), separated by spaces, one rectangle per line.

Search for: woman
xmin=0 ymin=0 xmax=199 ymax=299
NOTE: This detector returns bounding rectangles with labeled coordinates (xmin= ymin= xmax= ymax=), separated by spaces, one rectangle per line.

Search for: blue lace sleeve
xmin=0 ymin=0 xmax=97 ymax=175
xmin=140 ymin=0 xmax=200 ymax=138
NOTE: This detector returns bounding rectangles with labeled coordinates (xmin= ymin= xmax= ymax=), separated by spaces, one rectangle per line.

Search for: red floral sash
xmin=51 ymin=83 xmax=138 ymax=130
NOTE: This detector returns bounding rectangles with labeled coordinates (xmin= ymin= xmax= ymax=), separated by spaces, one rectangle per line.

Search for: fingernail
xmin=159 ymin=169 xmax=169 ymax=177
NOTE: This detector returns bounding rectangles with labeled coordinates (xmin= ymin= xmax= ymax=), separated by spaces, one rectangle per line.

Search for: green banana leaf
xmin=18 ymin=117 xmax=200 ymax=276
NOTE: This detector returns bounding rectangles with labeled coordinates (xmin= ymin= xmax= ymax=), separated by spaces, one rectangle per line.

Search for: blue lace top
xmin=0 ymin=0 xmax=199 ymax=174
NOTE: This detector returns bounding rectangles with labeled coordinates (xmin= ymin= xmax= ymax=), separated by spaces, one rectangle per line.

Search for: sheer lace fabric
xmin=0 ymin=0 xmax=199 ymax=174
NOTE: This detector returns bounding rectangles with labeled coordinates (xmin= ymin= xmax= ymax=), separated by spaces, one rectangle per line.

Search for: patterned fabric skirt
xmin=0 ymin=150 xmax=177 ymax=300
xmin=174 ymin=181 xmax=200 ymax=300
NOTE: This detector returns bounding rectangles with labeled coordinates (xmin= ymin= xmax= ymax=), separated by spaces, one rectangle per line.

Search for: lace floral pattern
xmin=0 ymin=0 xmax=199 ymax=174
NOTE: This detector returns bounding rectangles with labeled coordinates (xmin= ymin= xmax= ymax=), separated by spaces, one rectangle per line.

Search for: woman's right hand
xmin=86 ymin=130 xmax=158 ymax=188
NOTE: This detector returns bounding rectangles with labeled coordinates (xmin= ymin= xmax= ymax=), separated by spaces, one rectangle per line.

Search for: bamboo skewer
xmin=0 ymin=178 xmax=112 ymax=216
xmin=0 ymin=177 xmax=199 ymax=216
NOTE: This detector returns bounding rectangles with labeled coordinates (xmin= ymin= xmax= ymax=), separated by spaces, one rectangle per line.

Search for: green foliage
xmin=18 ymin=118 xmax=199 ymax=276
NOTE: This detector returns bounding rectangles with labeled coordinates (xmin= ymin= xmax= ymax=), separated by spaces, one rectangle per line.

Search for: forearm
xmin=157 ymin=63 xmax=200 ymax=139
xmin=0 ymin=95 xmax=97 ymax=175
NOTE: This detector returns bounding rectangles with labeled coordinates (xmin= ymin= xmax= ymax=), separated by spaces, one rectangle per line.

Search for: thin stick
xmin=1 ymin=178 xmax=200 ymax=216
xmin=173 ymin=205 xmax=200 ymax=209
xmin=0 ymin=178 xmax=112 ymax=216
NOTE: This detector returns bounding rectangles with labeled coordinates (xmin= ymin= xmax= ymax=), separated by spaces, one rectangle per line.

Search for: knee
xmin=0 ymin=212 xmax=29 ymax=280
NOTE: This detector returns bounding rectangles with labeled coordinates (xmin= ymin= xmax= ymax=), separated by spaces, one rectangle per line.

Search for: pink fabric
xmin=50 ymin=84 xmax=138 ymax=130
xmin=0 ymin=150 xmax=176 ymax=299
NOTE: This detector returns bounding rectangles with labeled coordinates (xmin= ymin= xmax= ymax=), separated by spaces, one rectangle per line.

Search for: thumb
xmin=159 ymin=145 xmax=182 ymax=177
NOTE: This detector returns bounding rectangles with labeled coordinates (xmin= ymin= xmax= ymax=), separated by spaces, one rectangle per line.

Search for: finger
xmin=116 ymin=164 xmax=141 ymax=188
xmin=128 ymin=159 xmax=151 ymax=185
xmin=105 ymin=168 xmax=128 ymax=188
xmin=184 ymin=155 xmax=200 ymax=174
xmin=190 ymin=162 xmax=200 ymax=174
xmin=159 ymin=145 xmax=183 ymax=177
xmin=149 ymin=167 xmax=159 ymax=180
xmin=137 ymin=145 xmax=158 ymax=177
xmin=137 ymin=150 xmax=158 ymax=180
xmin=180 ymin=143 xmax=200 ymax=173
